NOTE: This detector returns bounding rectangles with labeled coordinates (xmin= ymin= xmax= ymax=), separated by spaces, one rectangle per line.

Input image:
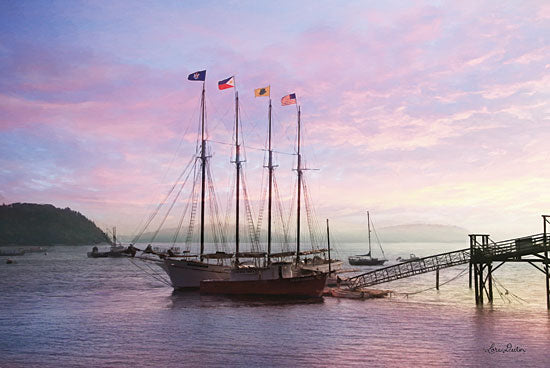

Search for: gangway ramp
xmin=347 ymin=232 xmax=550 ymax=290
xmin=347 ymin=248 xmax=471 ymax=290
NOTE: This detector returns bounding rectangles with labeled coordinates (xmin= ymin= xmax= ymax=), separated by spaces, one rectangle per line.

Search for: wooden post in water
xmin=469 ymin=235 xmax=473 ymax=289
xmin=435 ymin=268 xmax=439 ymax=290
xmin=488 ymin=262 xmax=493 ymax=303
xmin=474 ymin=262 xmax=479 ymax=305
xmin=478 ymin=263 xmax=484 ymax=305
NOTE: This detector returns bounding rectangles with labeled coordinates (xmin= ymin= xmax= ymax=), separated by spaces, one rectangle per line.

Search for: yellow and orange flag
xmin=254 ymin=86 xmax=270 ymax=97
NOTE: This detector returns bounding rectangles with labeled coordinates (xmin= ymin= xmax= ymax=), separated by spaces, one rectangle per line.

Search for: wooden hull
xmin=328 ymin=287 xmax=391 ymax=299
xmin=200 ymin=273 xmax=328 ymax=298
xmin=300 ymin=259 xmax=343 ymax=274
xmin=163 ymin=259 xmax=231 ymax=289
xmin=87 ymin=250 xmax=126 ymax=258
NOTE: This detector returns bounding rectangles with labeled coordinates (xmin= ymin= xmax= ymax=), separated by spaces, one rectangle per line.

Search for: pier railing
xmin=470 ymin=233 xmax=547 ymax=261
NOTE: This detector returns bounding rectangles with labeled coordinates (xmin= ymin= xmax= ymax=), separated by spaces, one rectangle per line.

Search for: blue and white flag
xmin=188 ymin=70 xmax=206 ymax=81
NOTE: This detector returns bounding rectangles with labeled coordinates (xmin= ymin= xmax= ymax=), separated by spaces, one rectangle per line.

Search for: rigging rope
xmin=171 ymin=161 xmax=199 ymax=247
xmin=132 ymin=155 xmax=196 ymax=244
xmin=149 ymin=158 xmax=196 ymax=244
xmin=240 ymin=169 xmax=261 ymax=252
xmin=207 ymin=162 xmax=229 ymax=252
xmin=371 ymin=220 xmax=387 ymax=260
xmin=394 ymin=266 xmax=469 ymax=296
xmin=184 ymin=161 xmax=201 ymax=250
xmin=273 ymin=173 xmax=290 ymax=252
xmin=128 ymin=258 xmax=172 ymax=287
xmin=492 ymin=275 xmax=526 ymax=304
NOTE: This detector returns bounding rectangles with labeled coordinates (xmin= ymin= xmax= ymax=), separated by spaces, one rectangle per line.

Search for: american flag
xmin=281 ymin=93 xmax=297 ymax=106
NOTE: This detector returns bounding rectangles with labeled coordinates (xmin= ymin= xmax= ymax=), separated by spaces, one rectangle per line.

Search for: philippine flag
xmin=218 ymin=76 xmax=235 ymax=90
xmin=281 ymin=93 xmax=297 ymax=106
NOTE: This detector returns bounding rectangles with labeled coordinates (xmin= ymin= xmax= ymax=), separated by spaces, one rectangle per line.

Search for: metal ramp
xmin=346 ymin=233 xmax=550 ymax=290
xmin=346 ymin=248 xmax=470 ymax=290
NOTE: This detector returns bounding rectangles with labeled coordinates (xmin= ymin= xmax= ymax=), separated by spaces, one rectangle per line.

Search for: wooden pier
xmin=346 ymin=215 xmax=550 ymax=309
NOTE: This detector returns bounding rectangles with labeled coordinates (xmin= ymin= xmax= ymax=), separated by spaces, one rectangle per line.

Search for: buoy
xmin=6 ymin=258 xmax=13 ymax=264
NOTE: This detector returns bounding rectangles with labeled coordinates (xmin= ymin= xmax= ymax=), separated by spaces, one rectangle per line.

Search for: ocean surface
xmin=1 ymin=242 xmax=550 ymax=367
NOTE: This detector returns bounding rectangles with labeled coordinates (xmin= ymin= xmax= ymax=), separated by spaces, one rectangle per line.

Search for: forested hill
xmin=0 ymin=203 xmax=110 ymax=246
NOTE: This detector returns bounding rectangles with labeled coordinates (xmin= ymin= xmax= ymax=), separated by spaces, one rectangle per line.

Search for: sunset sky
xmin=1 ymin=1 xmax=549 ymax=240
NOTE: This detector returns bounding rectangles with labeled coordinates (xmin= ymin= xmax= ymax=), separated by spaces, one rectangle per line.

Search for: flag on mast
xmin=281 ymin=93 xmax=297 ymax=106
xmin=218 ymin=76 xmax=235 ymax=90
xmin=188 ymin=70 xmax=206 ymax=81
xmin=254 ymin=86 xmax=270 ymax=97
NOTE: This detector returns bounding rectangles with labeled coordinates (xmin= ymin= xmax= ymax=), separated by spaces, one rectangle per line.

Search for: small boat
xmin=87 ymin=227 xmax=137 ymax=258
xmin=0 ymin=249 xmax=25 ymax=256
xmin=87 ymin=244 xmax=137 ymax=258
xmin=348 ymin=211 xmax=387 ymax=266
xmin=22 ymin=246 xmax=48 ymax=253
xmin=330 ymin=288 xmax=368 ymax=299
xmin=396 ymin=253 xmax=420 ymax=262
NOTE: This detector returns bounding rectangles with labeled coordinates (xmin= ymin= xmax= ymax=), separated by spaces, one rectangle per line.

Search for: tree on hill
xmin=0 ymin=203 xmax=110 ymax=246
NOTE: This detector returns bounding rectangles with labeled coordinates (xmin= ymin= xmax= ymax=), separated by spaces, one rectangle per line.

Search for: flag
xmin=281 ymin=93 xmax=297 ymax=106
xmin=188 ymin=70 xmax=206 ymax=81
xmin=218 ymin=76 xmax=235 ymax=90
xmin=254 ymin=86 xmax=270 ymax=97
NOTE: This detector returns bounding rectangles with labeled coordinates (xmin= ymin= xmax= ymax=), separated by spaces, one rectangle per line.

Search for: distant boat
xmin=0 ymin=249 xmax=25 ymax=256
xmin=396 ymin=253 xmax=420 ymax=262
xmin=348 ymin=211 xmax=387 ymax=266
xmin=87 ymin=227 xmax=136 ymax=258
xmin=87 ymin=245 xmax=127 ymax=258
xmin=23 ymin=246 xmax=48 ymax=253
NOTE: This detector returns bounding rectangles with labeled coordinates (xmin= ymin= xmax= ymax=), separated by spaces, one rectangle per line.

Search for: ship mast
xmin=326 ymin=219 xmax=331 ymax=274
xmin=234 ymin=89 xmax=241 ymax=265
xmin=267 ymin=98 xmax=273 ymax=263
xmin=367 ymin=210 xmax=371 ymax=256
xmin=296 ymin=106 xmax=302 ymax=262
xmin=199 ymin=82 xmax=207 ymax=261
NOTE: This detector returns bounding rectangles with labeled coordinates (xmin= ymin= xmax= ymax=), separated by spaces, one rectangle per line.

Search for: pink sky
xmin=1 ymin=1 xmax=549 ymax=240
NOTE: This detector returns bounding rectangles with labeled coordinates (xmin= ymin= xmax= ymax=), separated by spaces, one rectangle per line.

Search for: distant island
xmin=376 ymin=224 xmax=469 ymax=243
xmin=0 ymin=203 xmax=110 ymax=246
xmin=122 ymin=223 xmax=469 ymax=244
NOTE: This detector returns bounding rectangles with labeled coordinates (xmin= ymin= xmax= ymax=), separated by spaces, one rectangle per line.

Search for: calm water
xmin=1 ymin=243 xmax=550 ymax=367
